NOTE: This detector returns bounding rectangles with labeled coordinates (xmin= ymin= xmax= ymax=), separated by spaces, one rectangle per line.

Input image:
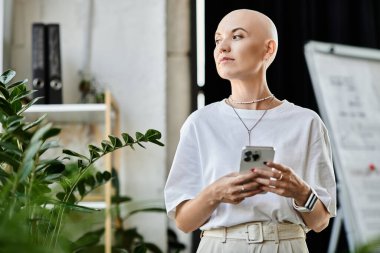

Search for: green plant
xmin=353 ymin=237 xmax=380 ymax=253
xmin=0 ymin=70 xmax=164 ymax=252
xmin=72 ymin=167 xmax=167 ymax=253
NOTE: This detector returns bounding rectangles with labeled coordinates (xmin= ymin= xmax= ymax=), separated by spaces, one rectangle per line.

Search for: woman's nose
xmin=217 ymin=39 xmax=230 ymax=53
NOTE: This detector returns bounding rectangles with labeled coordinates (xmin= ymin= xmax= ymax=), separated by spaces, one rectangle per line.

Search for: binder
xmin=46 ymin=24 xmax=62 ymax=104
xmin=31 ymin=23 xmax=47 ymax=104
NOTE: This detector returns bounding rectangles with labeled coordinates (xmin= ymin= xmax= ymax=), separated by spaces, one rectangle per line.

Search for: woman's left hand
xmin=253 ymin=161 xmax=311 ymax=205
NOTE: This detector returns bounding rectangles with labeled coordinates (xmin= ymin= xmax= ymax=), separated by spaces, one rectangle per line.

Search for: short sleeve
xmin=164 ymin=116 xmax=203 ymax=219
xmin=306 ymin=121 xmax=337 ymax=217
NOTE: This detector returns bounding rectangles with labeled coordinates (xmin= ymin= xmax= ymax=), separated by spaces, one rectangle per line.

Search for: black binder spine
xmin=46 ymin=24 xmax=63 ymax=104
xmin=31 ymin=23 xmax=47 ymax=104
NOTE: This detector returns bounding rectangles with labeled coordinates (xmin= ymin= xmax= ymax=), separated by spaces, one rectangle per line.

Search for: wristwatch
xmin=292 ymin=188 xmax=318 ymax=213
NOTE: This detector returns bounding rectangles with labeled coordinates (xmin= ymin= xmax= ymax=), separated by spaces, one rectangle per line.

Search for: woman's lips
xmin=219 ymin=57 xmax=234 ymax=64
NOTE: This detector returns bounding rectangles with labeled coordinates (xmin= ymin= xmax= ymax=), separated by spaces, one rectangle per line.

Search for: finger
xmin=226 ymin=172 xmax=240 ymax=177
xmin=235 ymin=171 xmax=260 ymax=185
xmin=252 ymin=167 xmax=277 ymax=178
xmin=236 ymin=182 xmax=259 ymax=193
xmin=241 ymin=189 xmax=265 ymax=197
xmin=260 ymin=185 xmax=286 ymax=196
xmin=264 ymin=161 xmax=289 ymax=173
xmin=254 ymin=169 xmax=283 ymax=184
xmin=254 ymin=177 xmax=271 ymax=186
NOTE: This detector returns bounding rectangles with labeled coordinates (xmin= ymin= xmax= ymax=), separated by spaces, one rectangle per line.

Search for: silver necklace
xmin=228 ymin=94 xmax=274 ymax=104
xmin=227 ymin=97 xmax=275 ymax=145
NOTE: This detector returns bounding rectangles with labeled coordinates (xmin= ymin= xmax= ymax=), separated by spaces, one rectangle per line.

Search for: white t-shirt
xmin=164 ymin=100 xmax=336 ymax=230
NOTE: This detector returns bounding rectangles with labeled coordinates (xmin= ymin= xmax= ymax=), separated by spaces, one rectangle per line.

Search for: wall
xmin=9 ymin=0 xmax=173 ymax=250
xmin=1 ymin=0 xmax=14 ymax=72
xmin=166 ymin=0 xmax=192 ymax=252
xmin=0 ymin=1 xmax=3 ymax=71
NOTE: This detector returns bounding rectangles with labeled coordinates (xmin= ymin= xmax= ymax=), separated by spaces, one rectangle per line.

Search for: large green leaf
xmin=89 ymin=149 xmax=100 ymax=161
xmin=0 ymin=97 xmax=15 ymax=115
xmin=63 ymin=202 xmax=101 ymax=212
xmin=127 ymin=208 xmax=166 ymax=217
xmin=35 ymin=158 xmax=61 ymax=172
xmin=70 ymin=228 xmax=104 ymax=252
xmin=62 ymin=149 xmax=89 ymax=161
xmin=0 ymin=141 xmax=22 ymax=158
xmin=42 ymin=128 xmax=61 ymax=141
xmin=30 ymin=123 xmax=52 ymax=142
xmin=5 ymin=115 xmax=23 ymax=128
xmin=0 ymin=85 xmax=10 ymax=99
xmin=135 ymin=132 xmax=146 ymax=142
xmin=147 ymin=139 xmax=164 ymax=147
xmin=6 ymin=79 xmax=28 ymax=89
xmin=108 ymin=135 xmax=123 ymax=148
xmin=19 ymin=140 xmax=43 ymax=182
xmin=0 ymin=69 xmax=16 ymax=84
xmin=44 ymin=160 xmax=65 ymax=175
xmin=120 ymin=199 xmax=165 ymax=219
xmin=11 ymin=89 xmax=34 ymax=104
xmin=17 ymin=97 xmax=42 ymax=115
xmin=85 ymin=176 xmax=96 ymax=188
xmin=0 ymin=149 xmax=21 ymax=168
xmin=88 ymin=144 xmax=103 ymax=153
xmin=102 ymin=171 xmax=111 ymax=181
xmin=112 ymin=196 xmax=132 ymax=204
xmin=144 ymin=129 xmax=164 ymax=146
xmin=0 ymin=167 xmax=10 ymax=178
xmin=22 ymin=114 xmax=47 ymax=131
xmin=39 ymin=140 xmax=60 ymax=156
xmin=134 ymin=243 xmax=162 ymax=253
xmin=100 ymin=140 xmax=113 ymax=152
xmin=121 ymin=133 xmax=135 ymax=144
xmin=77 ymin=179 xmax=86 ymax=197
xmin=144 ymin=129 xmax=161 ymax=140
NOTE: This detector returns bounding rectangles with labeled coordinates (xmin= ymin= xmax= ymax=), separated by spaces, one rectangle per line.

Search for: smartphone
xmin=240 ymin=146 xmax=275 ymax=172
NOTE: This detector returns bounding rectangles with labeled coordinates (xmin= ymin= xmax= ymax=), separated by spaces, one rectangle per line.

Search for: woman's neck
xmin=229 ymin=79 xmax=274 ymax=110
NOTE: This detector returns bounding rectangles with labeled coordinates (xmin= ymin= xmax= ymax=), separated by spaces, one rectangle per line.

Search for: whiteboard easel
xmin=304 ymin=41 xmax=380 ymax=252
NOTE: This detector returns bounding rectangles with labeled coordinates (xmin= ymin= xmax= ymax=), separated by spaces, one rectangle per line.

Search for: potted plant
xmin=0 ymin=70 xmax=165 ymax=252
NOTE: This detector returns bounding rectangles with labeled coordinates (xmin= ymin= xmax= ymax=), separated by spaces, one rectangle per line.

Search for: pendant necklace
xmin=227 ymin=96 xmax=275 ymax=146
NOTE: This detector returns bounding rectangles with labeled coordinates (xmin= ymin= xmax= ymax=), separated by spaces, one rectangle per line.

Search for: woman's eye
xmin=215 ymin=39 xmax=221 ymax=45
xmin=233 ymin=35 xmax=243 ymax=40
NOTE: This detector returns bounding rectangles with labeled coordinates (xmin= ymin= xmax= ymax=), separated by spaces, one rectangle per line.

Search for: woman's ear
xmin=264 ymin=39 xmax=277 ymax=60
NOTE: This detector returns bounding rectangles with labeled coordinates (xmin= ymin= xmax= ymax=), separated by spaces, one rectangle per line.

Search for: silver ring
xmin=241 ymin=185 xmax=245 ymax=192
xmin=278 ymin=174 xmax=283 ymax=181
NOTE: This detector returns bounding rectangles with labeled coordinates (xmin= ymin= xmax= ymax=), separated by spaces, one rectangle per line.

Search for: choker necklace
xmin=228 ymin=94 xmax=274 ymax=104
xmin=227 ymin=97 xmax=275 ymax=146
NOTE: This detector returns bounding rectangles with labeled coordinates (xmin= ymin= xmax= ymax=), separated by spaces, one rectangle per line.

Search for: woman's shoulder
xmin=281 ymin=101 xmax=328 ymax=137
xmin=282 ymin=100 xmax=322 ymax=121
xmin=180 ymin=100 xmax=225 ymax=131
xmin=187 ymin=100 xmax=225 ymax=121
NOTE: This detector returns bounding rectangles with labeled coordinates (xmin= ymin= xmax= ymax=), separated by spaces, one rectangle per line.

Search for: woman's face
xmin=214 ymin=12 xmax=268 ymax=81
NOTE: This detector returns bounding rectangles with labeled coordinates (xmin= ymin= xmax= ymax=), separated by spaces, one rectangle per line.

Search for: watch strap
xmin=292 ymin=188 xmax=318 ymax=213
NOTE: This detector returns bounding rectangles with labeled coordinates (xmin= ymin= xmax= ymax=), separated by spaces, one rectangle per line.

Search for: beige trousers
xmin=197 ymin=222 xmax=309 ymax=253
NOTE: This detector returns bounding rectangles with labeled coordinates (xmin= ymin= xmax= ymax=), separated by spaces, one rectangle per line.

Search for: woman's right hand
xmin=175 ymin=170 xmax=265 ymax=232
xmin=210 ymin=170 xmax=264 ymax=205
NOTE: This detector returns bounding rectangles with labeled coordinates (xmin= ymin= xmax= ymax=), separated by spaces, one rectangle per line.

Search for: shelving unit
xmin=25 ymin=91 xmax=120 ymax=253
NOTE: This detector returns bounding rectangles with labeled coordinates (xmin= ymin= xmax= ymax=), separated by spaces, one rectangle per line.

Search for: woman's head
xmin=214 ymin=9 xmax=278 ymax=81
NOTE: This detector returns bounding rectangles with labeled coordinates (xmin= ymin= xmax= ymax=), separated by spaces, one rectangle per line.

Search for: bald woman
xmin=165 ymin=9 xmax=336 ymax=252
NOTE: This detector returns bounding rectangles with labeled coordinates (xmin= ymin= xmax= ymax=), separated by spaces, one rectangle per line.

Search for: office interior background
xmin=1 ymin=0 xmax=380 ymax=252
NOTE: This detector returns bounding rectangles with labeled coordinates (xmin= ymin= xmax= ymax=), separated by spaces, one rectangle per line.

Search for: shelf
xmin=79 ymin=201 xmax=107 ymax=210
xmin=24 ymin=104 xmax=108 ymax=123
